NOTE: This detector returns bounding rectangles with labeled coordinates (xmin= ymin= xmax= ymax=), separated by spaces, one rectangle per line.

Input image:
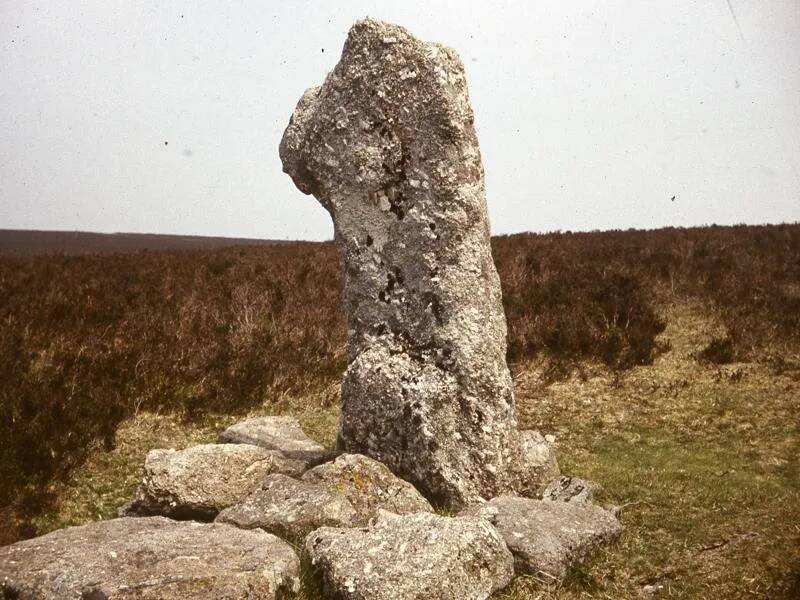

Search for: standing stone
xmin=280 ymin=18 xmax=556 ymax=508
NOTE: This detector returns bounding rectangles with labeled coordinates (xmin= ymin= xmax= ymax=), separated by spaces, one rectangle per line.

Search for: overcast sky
xmin=1 ymin=1 xmax=798 ymax=240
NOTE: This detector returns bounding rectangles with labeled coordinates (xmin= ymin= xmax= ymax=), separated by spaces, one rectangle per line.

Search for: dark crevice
xmin=384 ymin=132 xmax=412 ymax=221
xmin=388 ymin=195 xmax=405 ymax=220
xmin=434 ymin=346 xmax=455 ymax=371
xmin=291 ymin=160 xmax=323 ymax=200
xmin=423 ymin=292 xmax=444 ymax=326
xmin=386 ymin=267 xmax=404 ymax=292
xmin=380 ymin=321 xmax=456 ymax=374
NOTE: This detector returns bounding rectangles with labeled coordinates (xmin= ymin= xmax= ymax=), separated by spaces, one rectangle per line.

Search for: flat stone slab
xmin=216 ymin=473 xmax=358 ymax=544
xmin=123 ymin=443 xmax=306 ymax=519
xmin=0 ymin=516 xmax=300 ymax=599
xmin=464 ymin=495 xmax=622 ymax=580
xmin=219 ymin=416 xmax=334 ymax=466
xmin=301 ymin=453 xmax=433 ymax=525
xmin=305 ymin=511 xmax=514 ymax=600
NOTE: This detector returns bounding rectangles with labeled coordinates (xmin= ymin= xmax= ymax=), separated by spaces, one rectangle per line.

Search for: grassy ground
xmin=33 ymin=299 xmax=800 ymax=599
xmin=503 ymin=298 xmax=800 ymax=598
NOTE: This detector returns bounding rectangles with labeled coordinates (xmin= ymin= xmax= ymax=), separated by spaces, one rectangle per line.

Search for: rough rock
xmin=301 ymin=453 xmax=432 ymax=524
xmin=543 ymin=475 xmax=601 ymax=504
xmin=305 ymin=510 xmax=514 ymax=599
xmin=464 ymin=495 xmax=622 ymax=580
xmin=508 ymin=429 xmax=561 ymax=498
xmin=122 ymin=443 xmax=306 ymax=519
xmin=0 ymin=516 xmax=300 ymax=599
xmin=215 ymin=473 xmax=358 ymax=544
xmin=219 ymin=415 xmax=335 ymax=466
xmin=279 ymin=17 xmax=557 ymax=509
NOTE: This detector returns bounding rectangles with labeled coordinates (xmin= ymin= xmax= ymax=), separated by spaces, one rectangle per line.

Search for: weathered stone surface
xmin=280 ymin=17 xmax=557 ymax=509
xmin=123 ymin=443 xmax=306 ymax=519
xmin=305 ymin=511 xmax=514 ymax=599
xmin=543 ymin=475 xmax=601 ymax=504
xmin=219 ymin=415 xmax=335 ymax=466
xmin=215 ymin=473 xmax=358 ymax=544
xmin=508 ymin=429 xmax=560 ymax=498
xmin=0 ymin=516 xmax=300 ymax=599
xmin=464 ymin=496 xmax=622 ymax=580
xmin=301 ymin=453 xmax=432 ymax=524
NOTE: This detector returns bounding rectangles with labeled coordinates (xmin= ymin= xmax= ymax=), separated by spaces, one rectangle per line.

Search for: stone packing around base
xmin=542 ymin=475 xmax=602 ymax=504
xmin=280 ymin=17 xmax=557 ymax=509
xmin=301 ymin=453 xmax=434 ymax=525
xmin=463 ymin=495 xmax=622 ymax=580
xmin=215 ymin=473 xmax=359 ymax=543
xmin=219 ymin=415 xmax=336 ymax=466
xmin=121 ymin=443 xmax=306 ymax=520
xmin=305 ymin=510 xmax=514 ymax=600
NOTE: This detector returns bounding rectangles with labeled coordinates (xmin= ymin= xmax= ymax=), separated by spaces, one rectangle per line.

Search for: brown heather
xmin=0 ymin=242 xmax=344 ymax=539
xmin=1 ymin=224 xmax=799 ymax=546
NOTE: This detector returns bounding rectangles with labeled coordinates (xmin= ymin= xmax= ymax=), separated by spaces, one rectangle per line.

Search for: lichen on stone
xmin=280 ymin=18 xmax=557 ymax=509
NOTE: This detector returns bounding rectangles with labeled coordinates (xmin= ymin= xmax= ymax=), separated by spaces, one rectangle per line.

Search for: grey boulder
xmin=215 ymin=473 xmax=358 ymax=544
xmin=465 ymin=495 xmax=622 ymax=580
xmin=305 ymin=511 xmax=514 ymax=600
xmin=301 ymin=453 xmax=433 ymax=525
xmin=123 ymin=443 xmax=306 ymax=519
xmin=0 ymin=516 xmax=300 ymax=599
xmin=219 ymin=415 xmax=334 ymax=466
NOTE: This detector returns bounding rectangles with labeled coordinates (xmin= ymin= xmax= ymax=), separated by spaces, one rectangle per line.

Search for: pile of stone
xmin=0 ymin=20 xmax=624 ymax=599
xmin=1 ymin=416 xmax=621 ymax=599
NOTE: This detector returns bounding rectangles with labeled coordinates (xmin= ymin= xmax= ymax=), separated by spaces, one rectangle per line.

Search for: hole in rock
xmin=389 ymin=203 xmax=405 ymax=220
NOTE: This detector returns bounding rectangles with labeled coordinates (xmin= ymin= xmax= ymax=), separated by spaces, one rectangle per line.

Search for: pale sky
xmin=1 ymin=1 xmax=798 ymax=240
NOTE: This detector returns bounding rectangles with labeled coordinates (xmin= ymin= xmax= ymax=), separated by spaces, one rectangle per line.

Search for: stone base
xmin=1 ymin=420 xmax=620 ymax=599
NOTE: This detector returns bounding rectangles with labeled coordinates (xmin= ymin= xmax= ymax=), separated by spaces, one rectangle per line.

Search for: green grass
xmin=32 ymin=300 xmax=800 ymax=599
xmin=499 ymin=300 xmax=800 ymax=598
